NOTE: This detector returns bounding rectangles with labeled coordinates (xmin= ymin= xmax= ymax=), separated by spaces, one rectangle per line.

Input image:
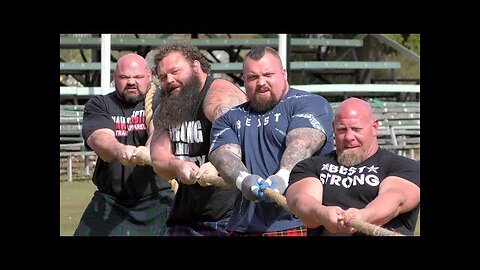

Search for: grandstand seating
xmin=60 ymin=34 xmax=413 ymax=103
xmin=59 ymin=34 xmax=420 ymax=181
xmin=60 ymin=105 xmax=96 ymax=182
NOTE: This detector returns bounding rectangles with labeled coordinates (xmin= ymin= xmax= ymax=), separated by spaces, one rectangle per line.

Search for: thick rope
xmin=186 ymin=173 xmax=405 ymax=236
xmin=139 ymin=82 xmax=178 ymax=193
xmin=134 ymin=147 xmax=405 ymax=236
xmin=131 ymin=135 xmax=178 ymax=194
xmin=189 ymin=171 xmax=235 ymax=189
xmin=144 ymin=82 xmax=157 ymax=133
xmin=342 ymin=215 xmax=404 ymax=236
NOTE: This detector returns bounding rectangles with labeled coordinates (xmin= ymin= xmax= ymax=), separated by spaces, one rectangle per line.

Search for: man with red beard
xmin=74 ymin=53 xmax=174 ymax=236
xmin=208 ymin=46 xmax=334 ymax=236
xmin=285 ymin=97 xmax=420 ymax=236
xmin=150 ymin=42 xmax=247 ymax=236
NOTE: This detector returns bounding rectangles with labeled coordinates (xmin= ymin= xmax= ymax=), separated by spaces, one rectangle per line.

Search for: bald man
xmin=286 ymin=97 xmax=420 ymax=236
xmin=74 ymin=53 xmax=174 ymax=236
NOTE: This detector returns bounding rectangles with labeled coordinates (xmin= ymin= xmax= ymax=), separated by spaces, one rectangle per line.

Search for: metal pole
xmin=278 ymin=34 xmax=287 ymax=69
xmin=101 ymin=34 xmax=112 ymax=95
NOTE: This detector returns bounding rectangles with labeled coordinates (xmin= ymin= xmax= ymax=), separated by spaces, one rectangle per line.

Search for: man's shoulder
xmin=205 ymin=79 xmax=246 ymax=108
xmin=210 ymin=78 xmax=235 ymax=88
xmin=209 ymin=78 xmax=244 ymax=95
xmin=85 ymin=92 xmax=117 ymax=110
xmin=286 ymin=88 xmax=330 ymax=109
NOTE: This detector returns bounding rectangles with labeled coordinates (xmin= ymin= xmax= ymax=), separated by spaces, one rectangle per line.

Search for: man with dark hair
xmin=208 ymin=46 xmax=334 ymax=236
xmin=150 ymin=42 xmax=247 ymax=236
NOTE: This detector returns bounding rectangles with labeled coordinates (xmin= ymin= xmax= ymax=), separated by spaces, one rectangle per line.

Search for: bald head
xmin=333 ymin=98 xmax=379 ymax=166
xmin=335 ymin=97 xmax=374 ymax=122
xmin=115 ymin=53 xmax=150 ymax=74
xmin=114 ymin=53 xmax=152 ymax=104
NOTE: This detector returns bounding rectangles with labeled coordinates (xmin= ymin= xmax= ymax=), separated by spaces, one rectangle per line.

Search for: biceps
xmin=204 ymin=91 xmax=245 ymax=122
xmin=379 ymin=177 xmax=420 ymax=211
xmin=150 ymin=128 xmax=173 ymax=156
xmin=210 ymin=143 xmax=242 ymax=161
xmin=287 ymin=128 xmax=326 ymax=151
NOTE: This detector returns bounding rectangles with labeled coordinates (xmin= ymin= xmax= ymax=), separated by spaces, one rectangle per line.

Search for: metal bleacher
xmin=60 ymin=34 xmax=420 ymax=181
xmin=60 ymin=35 xmax=402 ymax=77
xmin=60 ymin=104 xmax=96 ymax=182
xmin=60 ymin=34 xmax=418 ymax=103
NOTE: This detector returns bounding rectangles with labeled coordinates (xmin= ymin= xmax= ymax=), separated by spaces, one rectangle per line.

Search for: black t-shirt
xmin=289 ymin=148 xmax=420 ymax=236
xmin=82 ymin=91 xmax=170 ymax=202
xmin=165 ymin=76 xmax=239 ymax=227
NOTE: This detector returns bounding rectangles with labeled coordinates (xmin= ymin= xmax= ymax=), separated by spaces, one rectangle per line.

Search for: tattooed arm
xmin=209 ymin=143 xmax=247 ymax=187
xmin=203 ymin=79 xmax=247 ymax=122
xmin=262 ymin=127 xmax=326 ymax=195
xmin=209 ymin=143 xmax=263 ymax=201
xmin=281 ymin=127 xmax=326 ymax=171
xmin=199 ymin=79 xmax=247 ymax=184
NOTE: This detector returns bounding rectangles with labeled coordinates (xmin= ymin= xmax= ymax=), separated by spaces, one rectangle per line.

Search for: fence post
xmin=67 ymin=156 xmax=73 ymax=182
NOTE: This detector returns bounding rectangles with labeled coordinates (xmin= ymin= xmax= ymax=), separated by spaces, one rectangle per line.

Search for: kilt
xmin=229 ymin=226 xmax=307 ymax=237
xmin=74 ymin=189 xmax=174 ymax=236
xmin=165 ymin=220 xmax=230 ymax=236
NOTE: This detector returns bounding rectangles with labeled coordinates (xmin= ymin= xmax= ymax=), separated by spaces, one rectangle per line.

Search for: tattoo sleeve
xmin=204 ymin=87 xmax=246 ymax=122
xmin=281 ymin=127 xmax=326 ymax=171
xmin=212 ymin=103 xmax=232 ymax=121
xmin=209 ymin=143 xmax=247 ymax=186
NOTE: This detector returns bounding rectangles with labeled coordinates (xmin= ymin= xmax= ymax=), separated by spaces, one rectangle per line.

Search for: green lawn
xmin=60 ymin=180 xmax=97 ymax=236
xmin=59 ymin=180 xmax=420 ymax=236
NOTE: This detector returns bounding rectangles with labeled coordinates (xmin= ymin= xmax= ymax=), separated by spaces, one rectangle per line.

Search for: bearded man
xmin=150 ymin=42 xmax=247 ymax=236
xmin=286 ymin=97 xmax=421 ymax=236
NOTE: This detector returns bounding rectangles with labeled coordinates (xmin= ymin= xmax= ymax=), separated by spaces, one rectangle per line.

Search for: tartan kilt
xmin=230 ymin=226 xmax=307 ymax=237
xmin=165 ymin=219 xmax=230 ymax=236
xmin=74 ymin=189 xmax=174 ymax=236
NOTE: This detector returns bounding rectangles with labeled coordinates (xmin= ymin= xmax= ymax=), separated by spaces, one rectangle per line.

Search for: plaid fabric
xmin=165 ymin=220 xmax=230 ymax=236
xmin=74 ymin=189 xmax=174 ymax=236
xmin=230 ymin=226 xmax=307 ymax=237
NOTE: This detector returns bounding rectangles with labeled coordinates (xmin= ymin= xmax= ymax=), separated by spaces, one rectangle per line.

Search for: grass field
xmin=60 ymin=180 xmax=97 ymax=236
xmin=59 ymin=180 xmax=420 ymax=236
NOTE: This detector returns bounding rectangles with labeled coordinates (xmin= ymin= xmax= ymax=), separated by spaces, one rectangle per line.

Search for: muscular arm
xmin=203 ymin=79 xmax=246 ymax=122
xmin=280 ymin=127 xmax=326 ymax=171
xmin=144 ymin=119 xmax=154 ymax=148
xmin=358 ymin=176 xmax=420 ymax=226
xmin=286 ymin=177 xmax=325 ymax=228
xmin=150 ymin=107 xmax=195 ymax=180
xmin=209 ymin=143 xmax=248 ymax=187
xmin=86 ymin=129 xmax=138 ymax=167
xmin=287 ymin=177 xmax=356 ymax=233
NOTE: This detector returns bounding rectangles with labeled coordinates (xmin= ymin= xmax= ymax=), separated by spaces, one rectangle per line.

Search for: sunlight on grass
xmin=60 ymin=180 xmax=421 ymax=236
xmin=60 ymin=180 xmax=96 ymax=236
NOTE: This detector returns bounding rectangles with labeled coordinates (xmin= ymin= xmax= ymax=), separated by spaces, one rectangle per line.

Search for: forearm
xmin=288 ymin=193 xmax=327 ymax=228
xmin=362 ymin=190 xmax=407 ymax=226
xmin=209 ymin=144 xmax=247 ymax=187
xmin=87 ymin=130 xmax=123 ymax=162
xmin=150 ymin=119 xmax=180 ymax=180
xmin=151 ymin=153 xmax=185 ymax=180
xmin=281 ymin=128 xmax=325 ymax=170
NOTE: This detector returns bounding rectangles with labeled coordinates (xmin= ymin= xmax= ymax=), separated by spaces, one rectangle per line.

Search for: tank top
xmin=166 ymin=76 xmax=239 ymax=227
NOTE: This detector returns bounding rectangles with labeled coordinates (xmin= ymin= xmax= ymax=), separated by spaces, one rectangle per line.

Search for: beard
xmin=157 ymin=74 xmax=202 ymax=128
xmin=250 ymin=91 xmax=280 ymax=113
xmin=337 ymin=148 xmax=365 ymax=167
xmin=117 ymin=88 xmax=145 ymax=104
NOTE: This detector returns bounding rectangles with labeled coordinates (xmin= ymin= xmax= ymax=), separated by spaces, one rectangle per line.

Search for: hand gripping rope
xmin=187 ymin=172 xmax=405 ymax=237
xmin=132 ymin=84 xmax=179 ymax=194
